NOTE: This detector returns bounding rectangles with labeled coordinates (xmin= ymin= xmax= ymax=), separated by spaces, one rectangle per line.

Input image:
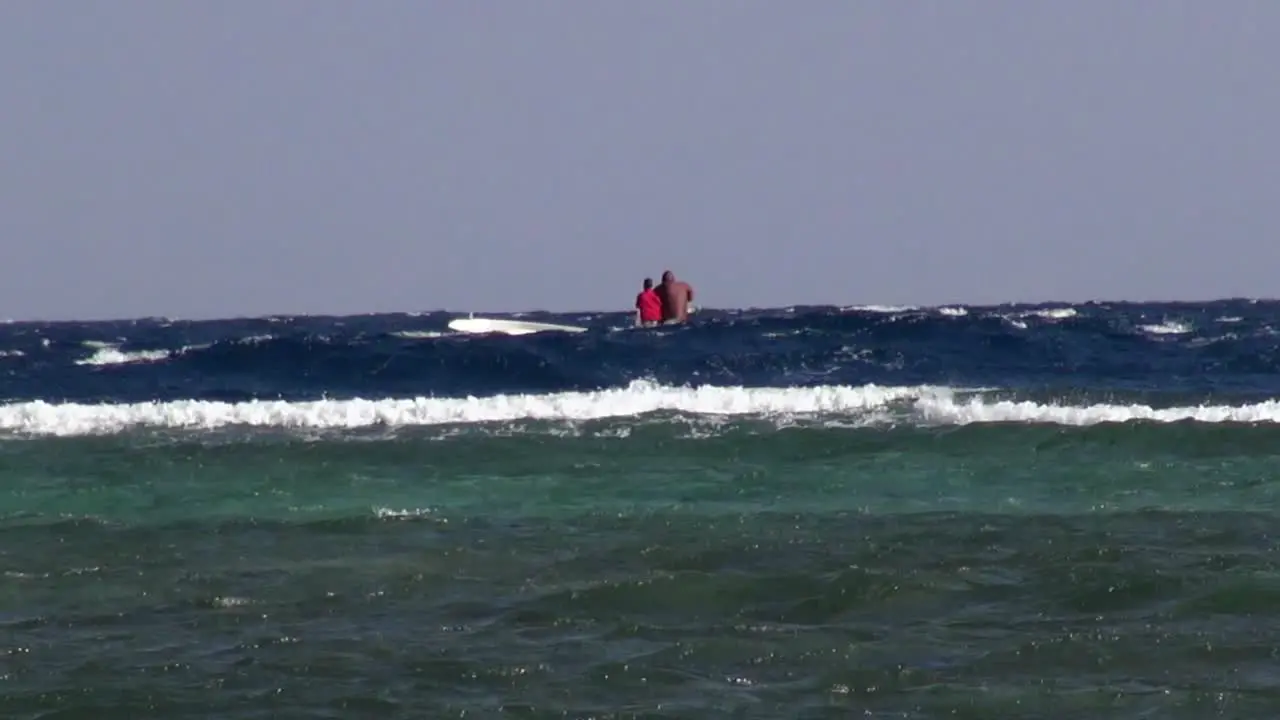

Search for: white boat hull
xmin=447 ymin=317 xmax=588 ymax=336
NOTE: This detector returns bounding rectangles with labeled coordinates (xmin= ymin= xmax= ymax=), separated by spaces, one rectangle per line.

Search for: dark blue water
xmin=2 ymin=299 xmax=1275 ymax=408
xmin=6 ymin=300 xmax=1280 ymax=718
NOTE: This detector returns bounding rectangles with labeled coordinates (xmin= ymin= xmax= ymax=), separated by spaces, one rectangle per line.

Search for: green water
xmin=5 ymin=423 xmax=1280 ymax=717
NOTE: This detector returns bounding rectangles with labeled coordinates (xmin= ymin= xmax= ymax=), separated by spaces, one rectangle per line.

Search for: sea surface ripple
xmin=3 ymin=300 xmax=1280 ymax=718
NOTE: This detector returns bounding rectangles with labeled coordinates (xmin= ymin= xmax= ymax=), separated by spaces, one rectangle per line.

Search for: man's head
xmin=661 ymin=270 xmax=674 ymax=283
xmin=643 ymin=278 xmax=653 ymax=290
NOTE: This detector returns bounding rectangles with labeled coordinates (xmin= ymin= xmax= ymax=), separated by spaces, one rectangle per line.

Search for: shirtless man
xmin=655 ymin=269 xmax=695 ymax=323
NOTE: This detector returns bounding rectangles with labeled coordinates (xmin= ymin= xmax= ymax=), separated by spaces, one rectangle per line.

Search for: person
xmin=655 ymin=269 xmax=694 ymax=323
xmin=634 ymin=277 xmax=663 ymax=327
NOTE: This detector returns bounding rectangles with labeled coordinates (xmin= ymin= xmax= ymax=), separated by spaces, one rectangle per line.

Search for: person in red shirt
xmin=635 ymin=277 xmax=663 ymax=327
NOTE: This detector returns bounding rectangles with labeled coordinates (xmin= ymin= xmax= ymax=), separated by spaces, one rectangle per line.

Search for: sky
xmin=2 ymin=2 xmax=1279 ymax=321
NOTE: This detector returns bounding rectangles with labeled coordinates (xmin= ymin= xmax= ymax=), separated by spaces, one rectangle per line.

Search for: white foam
xmin=917 ymin=395 xmax=1280 ymax=426
xmin=843 ymin=304 xmax=918 ymax=313
xmin=391 ymin=330 xmax=451 ymax=339
xmin=0 ymin=380 xmax=938 ymax=437
xmin=999 ymin=306 xmax=1080 ymax=330
xmin=374 ymin=507 xmax=438 ymax=520
xmin=1019 ymin=308 xmax=1078 ymax=320
xmin=75 ymin=336 xmax=274 ymax=367
xmin=1138 ymin=321 xmax=1192 ymax=335
xmin=75 ymin=347 xmax=172 ymax=366
xmin=4 ymin=381 xmax=1280 ymax=438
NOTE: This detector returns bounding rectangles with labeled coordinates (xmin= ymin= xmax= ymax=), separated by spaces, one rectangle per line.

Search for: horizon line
xmin=1 ymin=295 xmax=1272 ymax=326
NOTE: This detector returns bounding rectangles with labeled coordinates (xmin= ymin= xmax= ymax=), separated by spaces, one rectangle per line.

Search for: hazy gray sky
xmin=3 ymin=2 xmax=1278 ymax=320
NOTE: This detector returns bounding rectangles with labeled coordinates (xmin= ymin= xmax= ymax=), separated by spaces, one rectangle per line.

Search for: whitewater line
xmin=1 ymin=380 xmax=1279 ymax=437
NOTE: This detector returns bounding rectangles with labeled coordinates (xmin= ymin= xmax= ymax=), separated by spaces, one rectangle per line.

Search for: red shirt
xmin=635 ymin=289 xmax=663 ymax=322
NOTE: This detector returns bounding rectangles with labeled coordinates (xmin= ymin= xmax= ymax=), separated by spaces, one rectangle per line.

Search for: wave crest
xmin=4 ymin=380 xmax=1280 ymax=438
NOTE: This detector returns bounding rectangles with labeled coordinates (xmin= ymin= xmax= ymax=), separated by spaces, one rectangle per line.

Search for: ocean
xmin=3 ymin=300 xmax=1280 ymax=718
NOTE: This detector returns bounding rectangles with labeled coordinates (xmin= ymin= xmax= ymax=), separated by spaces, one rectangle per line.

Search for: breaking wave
xmin=4 ymin=379 xmax=1280 ymax=438
xmin=3 ymin=299 xmax=1280 ymax=438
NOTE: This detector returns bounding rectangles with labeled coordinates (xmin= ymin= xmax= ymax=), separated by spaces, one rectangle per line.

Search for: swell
xmin=0 ymin=301 xmax=1277 ymax=405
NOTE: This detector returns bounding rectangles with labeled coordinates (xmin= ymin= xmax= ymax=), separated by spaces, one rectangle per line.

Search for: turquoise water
xmin=9 ymin=424 xmax=1280 ymax=523
xmin=5 ymin=303 xmax=1280 ymax=717
xmin=6 ymin=424 xmax=1280 ymax=718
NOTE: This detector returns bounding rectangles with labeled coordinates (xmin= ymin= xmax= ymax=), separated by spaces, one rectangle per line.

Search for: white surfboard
xmin=447 ymin=316 xmax=588 ymax=336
